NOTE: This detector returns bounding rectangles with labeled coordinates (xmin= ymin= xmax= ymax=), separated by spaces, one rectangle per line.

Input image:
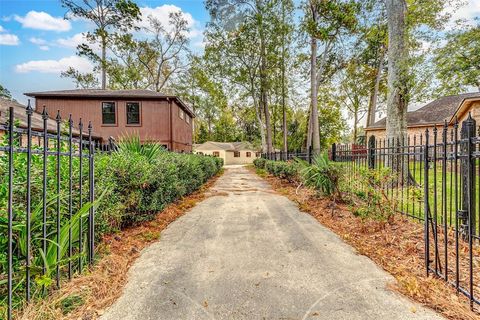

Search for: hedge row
xmin=253 ymin=157 xmax=299 ymax=182
xmin=95 ymin=150 xmax=223 ymax=233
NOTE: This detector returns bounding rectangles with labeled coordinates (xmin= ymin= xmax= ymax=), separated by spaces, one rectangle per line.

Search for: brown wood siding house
xmin=365 ymin=93 xmax=480 ymax=141
xmin=0 ymin=97 xmax=102 ymax=145
xmin=25 ymin=89 xmax=194 ymax=152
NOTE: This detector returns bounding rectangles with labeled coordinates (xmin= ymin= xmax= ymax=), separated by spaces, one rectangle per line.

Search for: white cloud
xmin=0 ymin=33 xmax=20 ymax=45
xmin=15 ymin=56 xmax=92 ymax=74
xmin=56 ymin=33 xmax=86 ymax=48
xmin=14 ymin=11 xmax=71 ymax=32
xmin=0 ymin=25 xmax=4 ymax=32
xmin=138 ymin=5 xmax=202 ymax=39
xmin=29 ymin=37 xmax=47 ymax=45
xmin=39 ymin=45 xmax=50 ymax=51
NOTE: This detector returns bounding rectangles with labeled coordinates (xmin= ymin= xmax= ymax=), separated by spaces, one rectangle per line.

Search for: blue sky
xmin=1 ymin=0 xmax=479 ymax=105
xmin=0 ymin=0 xmax=209 ymax=103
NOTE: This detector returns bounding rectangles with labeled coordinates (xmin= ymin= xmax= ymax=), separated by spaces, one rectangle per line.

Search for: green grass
xmin=339 ymin=160 xmax=480 ymax=234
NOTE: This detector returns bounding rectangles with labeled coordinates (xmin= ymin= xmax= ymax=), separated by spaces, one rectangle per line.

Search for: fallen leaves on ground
xmin=256 ymin=170 xmax=480 ymax=320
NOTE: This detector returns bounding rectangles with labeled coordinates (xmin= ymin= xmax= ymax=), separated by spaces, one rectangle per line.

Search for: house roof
xmin=366 ymin=92 xmax=480 ymax=130
xmin=194 ymin=141 xmax=259 ymax=152
xmin=24 ymin=89 xmax=195 ymax=117
xmin=0 ymin=98 xmax=99 ymax=138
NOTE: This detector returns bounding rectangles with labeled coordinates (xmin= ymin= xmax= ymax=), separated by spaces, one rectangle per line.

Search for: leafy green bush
xmin=262 ymin=159 xmax=299 ymax=182
xmin=253 ymin=157 xmax=266 ymax=169
xmin=296 ymin=154 xmax=342 ymax=198
xmin=94 ymin=147 xmax=223 ymax=227
xmin=348 ymin=167 xmax=397 ymax=221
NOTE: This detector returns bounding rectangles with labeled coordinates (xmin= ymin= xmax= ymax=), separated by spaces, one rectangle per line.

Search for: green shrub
xmin=95 ymin=147 xmax=223 ymax=227
xmin=348 ymin=167 xmax=397 ymax=221
xmin=297 ymin=154 xmax=342 ymax=198
xmin=263 ymin=160 xmax=299 ymax=182
xmin=253 ymin=157 xmax=266 ymax=169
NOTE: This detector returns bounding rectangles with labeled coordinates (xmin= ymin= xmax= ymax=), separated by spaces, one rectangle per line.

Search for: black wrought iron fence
xmin=261 ymin=146 xmax=314 ymax=163
xmin=261 ymin=115 xmax=479 ymax=310
xmin=0 ymin=105 xmax=97 ymax=319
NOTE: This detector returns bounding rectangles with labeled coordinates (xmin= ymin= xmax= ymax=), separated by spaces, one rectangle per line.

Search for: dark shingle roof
xmin=25 ymin=89 xmax=195 ymax=117
xmin=367 ymin=92 xmax=480 ymax=129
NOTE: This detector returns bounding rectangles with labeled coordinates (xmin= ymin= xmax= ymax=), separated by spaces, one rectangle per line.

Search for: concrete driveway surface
xmin=101 ymin=166 xmax=442 ymax=320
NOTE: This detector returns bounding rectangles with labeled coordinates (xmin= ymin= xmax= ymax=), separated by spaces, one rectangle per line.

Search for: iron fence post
xmin=55 ymin=110 xmax=61 ymax=288
xmin=424 ymin=128 xmax=430 ymax=277
xmin=368 ymin=136 xmax=375 ymax=169
xmin=460 ymin=113 xmax=476 ymax=308
xmin=460 ymin=114 xmax=476 ymax=240
xmin=25 ymin=101 xmax=32 ymax=301
xmin=7 ymin=107 xmax=14 ymax=320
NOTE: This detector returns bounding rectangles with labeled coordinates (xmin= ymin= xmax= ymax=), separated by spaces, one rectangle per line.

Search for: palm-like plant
xmin=116 ymin=134 xmax=163 ymax=162
xmin=296 ymin=153 xmax=341 ymax=198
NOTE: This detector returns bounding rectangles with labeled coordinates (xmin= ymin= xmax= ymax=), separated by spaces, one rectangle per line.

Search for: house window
xmin=179 ymin=109 xmax=184 ymax=120
xmin=102 ymin=102 xmax=116 ymax=125
xmin=234 ymin=151 xmax=240 ymax=157
xmin=213 ymin=151 xmax=220 ymax=157
xmin=126 ymin=102 xmax=140 ymax=125
xmin=246 ymin=152 xmax=251 ymax=157
xmin=186 ymin=115 xmax=190 ymax=124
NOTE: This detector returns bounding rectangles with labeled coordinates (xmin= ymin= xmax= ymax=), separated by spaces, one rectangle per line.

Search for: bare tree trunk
xmin=366 ymin=49 xmax=385 ymax=127
xmin=353 ymin=108 xmax=358 ymax=143
xmin=310 ymin=4 xmax=320 ymax=154
xmin=258 ymin=1 xmax=273 ymax=153
xmin=386 ymin=0 xmax=410 ymax=183
xmin=385 ymin=0 xmax=408 ymax=143
xmin=281 ymin=0 xmax=288 ymax=154
xmin=101 ymin=36 xmax=107 ymax=89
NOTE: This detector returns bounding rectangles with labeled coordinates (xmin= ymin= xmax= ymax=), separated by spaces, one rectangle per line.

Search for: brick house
xmin=193 ymin=141 xmax=260 ymax=165
xmin=365 ymin=93 xmax=480 ymax=141
xmin=25 ymin=89 xmax=194 ymax=152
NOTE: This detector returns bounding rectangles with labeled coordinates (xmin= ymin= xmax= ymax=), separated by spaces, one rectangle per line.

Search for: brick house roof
xmin=367 ymin=92 xmax=480 ymax=129
xmin=25 ymin=89 xmax=195 ymax=117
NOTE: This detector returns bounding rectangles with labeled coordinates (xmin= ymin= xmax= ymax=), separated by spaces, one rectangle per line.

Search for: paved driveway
xmin=101 ymin=166 xmax=442 ymax=320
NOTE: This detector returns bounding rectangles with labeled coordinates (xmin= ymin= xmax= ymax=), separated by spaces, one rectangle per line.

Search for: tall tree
xmin=61 ymin=0 xmax=141 ymax=89
xmin=302 ymin=0 xmax=358 ymax=153
xmin=434 ymin=24 xmax=480 ymax=94
xmin=385 ymin=0 xmax=408 ymax=148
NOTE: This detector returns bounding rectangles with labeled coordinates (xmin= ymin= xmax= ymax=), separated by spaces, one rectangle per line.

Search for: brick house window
xmin=179 ymin=109 xmax=184 ymax=120
xmin=246 ymin=152 xmax=251 ymax=157
xmin=126 ymin=102 xmax=140 ymax=125
xmin=102 ymin=102 xmax=116 ymax=125
xmin=213 ymin=151 xmax=220 ymax=157
xmin=234 ymin=151 xmax=240 ymax=157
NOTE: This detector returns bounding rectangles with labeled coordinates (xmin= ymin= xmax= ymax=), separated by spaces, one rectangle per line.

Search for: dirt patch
xmin=16 ymin=172 xmax=223 ymax=320
xmin=255 ymin=170 xmax=480 ymax=320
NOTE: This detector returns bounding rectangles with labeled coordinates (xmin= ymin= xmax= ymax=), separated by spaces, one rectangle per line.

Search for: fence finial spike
xmin=79 ymin=117 xmax=83 ymax=127
xmin=468 ymin=112 xmax=473 ymax=120
xmin=68 ymin=114 xmax=73 ymax=125
xmin=41 ymin=106 xmax=48 ymax=118
xmin=26 ymin=99 xmax=33 ymax=114
xmin=56 ymin=109 xmax=61 ymax=121
xmin=444 ymin=119 xmax=448 ymax=127
xmin=88 ymin=121 xmax=92 ymax=131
